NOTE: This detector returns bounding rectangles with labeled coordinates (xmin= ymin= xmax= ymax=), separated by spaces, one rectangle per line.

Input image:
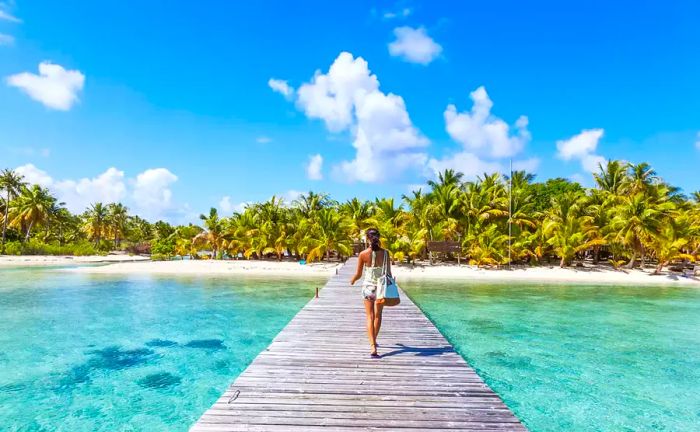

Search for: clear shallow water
xmin=403 ymin=280 xmax=700 ymax=432
xmin=0 ymin=267 xmax=320 ymax=431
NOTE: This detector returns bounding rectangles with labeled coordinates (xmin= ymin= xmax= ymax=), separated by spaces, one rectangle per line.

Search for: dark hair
xmin=366 ymin=228 xmax=381 ymax=251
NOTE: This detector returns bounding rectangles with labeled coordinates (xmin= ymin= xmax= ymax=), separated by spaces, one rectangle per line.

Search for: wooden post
xmin=315 ymin=287 xmax=319 ymax=299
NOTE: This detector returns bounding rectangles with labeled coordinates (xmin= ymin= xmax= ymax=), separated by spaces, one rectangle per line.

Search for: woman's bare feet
xmin=370 ymin=344 xmax=379 ymax=357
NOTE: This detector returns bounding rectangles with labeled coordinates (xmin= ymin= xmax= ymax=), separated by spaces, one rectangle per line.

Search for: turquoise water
xmin=0 ymin=267 xmax=320 ymax=431
xmin=403 ymin=280 xmax=700 ymax=431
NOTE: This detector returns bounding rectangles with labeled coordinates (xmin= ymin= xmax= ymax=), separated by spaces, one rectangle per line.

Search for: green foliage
xmin=2 ymin=240 xmax=99 ymax=256
xmin=151 ymin=238 xmax=176 ymax=256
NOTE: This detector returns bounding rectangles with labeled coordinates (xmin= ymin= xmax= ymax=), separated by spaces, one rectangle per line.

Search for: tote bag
xmin=376 ymin=250 xmax=400 ymax=306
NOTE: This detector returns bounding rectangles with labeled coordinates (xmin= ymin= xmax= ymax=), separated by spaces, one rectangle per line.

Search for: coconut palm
xmin=196 ymin=207 xmax=225 ymax=259
xmin=304 ymin=208 xmax=352 ymax=262
xmin=10 ymin=185 xmax=55 ymax=241
xmin=611 ymin=193 xmax=673 ymax=268
xmin=83 ymin=202 xmax=110 ymax=247
xmin=107 ymin=203 xmax=129 ymax=248
xmin=1 ymin=169 xmax=27 ymax=249
xmin=593 ymin=160 xmax=628 ymax=196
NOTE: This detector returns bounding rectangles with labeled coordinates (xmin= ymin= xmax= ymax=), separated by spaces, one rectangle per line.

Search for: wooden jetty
xmin=191 ymin=257 xmax=526 ymax=431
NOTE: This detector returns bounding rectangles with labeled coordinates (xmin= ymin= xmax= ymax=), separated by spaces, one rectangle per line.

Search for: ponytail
xmin=366 ymin=228 xmax=381 ymax=251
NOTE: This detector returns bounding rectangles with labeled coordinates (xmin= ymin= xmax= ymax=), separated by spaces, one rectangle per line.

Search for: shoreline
xmin=392 ymin=262 xmax=699 ymax=286
xmin=0 ymin=254 xmax=150 ymax=267
xmin=1 ymin=255 xmax=697 ymax=286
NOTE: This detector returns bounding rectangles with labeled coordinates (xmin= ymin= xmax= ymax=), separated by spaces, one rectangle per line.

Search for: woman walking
xmin=350 ymin=228 xmax=391 ymax=357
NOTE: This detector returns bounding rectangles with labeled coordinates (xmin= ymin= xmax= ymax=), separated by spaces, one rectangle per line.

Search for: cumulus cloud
xmin=427 ymin=86 xmax=535 ymax=179
xmin=388 ymin=26 xmax=442 ymax=65
xmin=6 ymin=62 xmax=85 ymax=110
xmin=556 ymin=129 xmax=606 ymax=172
xmin=427 ymin=152 xmax=503 ymax=180
xmin=444 ymin=86 xmax=530 ymax=158
xmin=13 ymin=165 xmax=183 ymax=221
xmin=293 ymin=52 xmax=428 ymax=182
xmin=0 ymin=33 xmax=14 ymax=46
xmin=14 ymin=164 xmax=53 ymax=188
xmin=306 ymin=154 xmax=323 ymax=180
xmin=132 ymin=168 xmax=178 ymax=220
xmin=268 ymin=78 xmax=294 ymax=99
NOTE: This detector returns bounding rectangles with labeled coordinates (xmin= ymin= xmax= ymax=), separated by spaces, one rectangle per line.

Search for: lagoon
xmin=0 ymin=268 xmax=318 ymax=431
xmin=403 ymin=280 xmax=700 ymax=431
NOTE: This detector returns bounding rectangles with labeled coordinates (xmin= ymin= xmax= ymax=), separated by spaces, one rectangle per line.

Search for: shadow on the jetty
xmin=379 ymin=343 xmax=453 ymax=358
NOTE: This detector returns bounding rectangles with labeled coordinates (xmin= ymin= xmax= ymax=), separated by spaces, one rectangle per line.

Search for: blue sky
xmin=1 ymin=1 xmax=699 ymax=222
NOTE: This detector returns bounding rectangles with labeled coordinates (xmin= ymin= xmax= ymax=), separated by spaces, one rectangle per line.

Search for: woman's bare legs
xmin=373 ymin=301 xmax=384 ymax=344
xmin=363 ymin=299 xmax=377 ymax=354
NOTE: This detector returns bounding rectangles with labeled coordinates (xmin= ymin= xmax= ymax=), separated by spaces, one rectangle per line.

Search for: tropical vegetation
xmin=1 ymin=161 xmax=699 ymax=273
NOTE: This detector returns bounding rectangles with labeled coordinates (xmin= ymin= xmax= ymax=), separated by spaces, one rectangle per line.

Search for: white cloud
xmin=556 ymin=129 xmax=606 ymax=173
xmin=14 ymin=163 xmax=53 ymax=187
xmin=445 ymin=86 xmax=530 ymax=158
xmin=512 ymin=157 xmax=540 ymax=173
xmin=293 ymin=52 xmax=428 ymax=182
xmin=695 ymin=132 xmax=700 ymax=151
xmin=388 ymin=26 xmax=442 ymax=65
xmin=0 ymin=33 xmax=14 ymax=46
xmin=0 ymin=9 xmax=20 ymax=23
xmin=429 ymin=86 xmax=535 ymax=180
xmin=6 ymin=62 xmax=85 ymax=110
xmin=427 ymin=152 xmax=503 ymax=180
xmin=384 ymin=8 xmax=411 ymax=19
xmin=283 ymin=190 xmax=303 ymax=204
xmin=256 ymin=136 xmax=272 ymax=144
xmin=6 ymin=146 xmax=51 ymax=157
xmin=14 ymin=165 xmax=185 ymax=220
xmin=306 ymin=154 xmax=323 ymax=180
xmin=268 ymin=78 xmax=294 ymax=99
xmin=219 ymin=196 xmax=249 ymax=214
xmin=132 ymin=168 xmax=178 ymax=220
xmin=55 ymin=168 xmax=127 ymax=213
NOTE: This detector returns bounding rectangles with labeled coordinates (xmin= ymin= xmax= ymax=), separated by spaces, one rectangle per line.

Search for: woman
xmin=350 ymin=228 xmax=391 ymax=357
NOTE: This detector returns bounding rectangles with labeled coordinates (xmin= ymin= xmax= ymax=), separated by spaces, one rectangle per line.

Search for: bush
xmin=1 ymin=240 xmax=100 ymax=256
xmin=3 ymin=241 xmax=22 ymax=255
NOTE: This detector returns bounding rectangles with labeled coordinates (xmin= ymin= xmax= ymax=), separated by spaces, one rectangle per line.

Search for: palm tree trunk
xmin=653 ymin=261 xmax=665 ymax=275
xmin=24 ymin=220 xmax=34 ymax=242
xmin=559 ymin=256 xmax=567 ymax=268
xmin=626 ymin=252 xmax=637 ymax=269
xmin=1 ymin=191 xmax=9 ymax=247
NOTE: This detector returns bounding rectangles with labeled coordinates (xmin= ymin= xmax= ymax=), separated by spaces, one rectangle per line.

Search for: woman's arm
xmin=350 ymin=255 xmax=364 ymax=285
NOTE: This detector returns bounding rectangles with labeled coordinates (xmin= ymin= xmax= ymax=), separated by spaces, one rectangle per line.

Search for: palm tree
xmin=305 ymin=208 xmax=352 ymax=262
xmin=83 ymin=203 xmax=110 ymax=247
xmin=1 ymin=169 xmax=27 ymax=249
xmin=611 ymin=193 xmax=673 ymax=268
xmin=593 ymin=160 xmax=628 ymax=195
xmin=107 ymin=203 xmax=129 ymax=248
xmin=197 ymin=207 xmax=224 ymax=259
xmin=10 ymin=185 xmax=54 ymax=242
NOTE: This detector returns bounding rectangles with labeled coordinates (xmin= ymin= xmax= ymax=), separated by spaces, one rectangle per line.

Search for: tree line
xmin=1 ymin=161 xmax=699 ymax=272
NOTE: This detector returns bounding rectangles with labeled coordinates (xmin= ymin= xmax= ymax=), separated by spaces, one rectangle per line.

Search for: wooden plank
xmin=190 ymin=258 xmax=526 ymax=431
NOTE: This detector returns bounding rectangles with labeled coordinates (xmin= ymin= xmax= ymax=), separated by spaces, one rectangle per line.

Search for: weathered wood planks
xmin=190 ymin=257 xmax=526 ymax=431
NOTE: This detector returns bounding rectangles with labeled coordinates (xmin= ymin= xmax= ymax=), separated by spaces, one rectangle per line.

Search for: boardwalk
xmin=191 ymin=258 xmax=526 ymax=431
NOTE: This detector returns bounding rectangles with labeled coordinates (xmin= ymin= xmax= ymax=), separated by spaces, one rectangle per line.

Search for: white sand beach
xmin=392 ymin=263 xmax=700 ymax=286
xmin=2 ymin=255 xmax=697 ymax=285
xmin=0 ymin=254 xmax=150 ymax=267
xmin=65 ymin=258 xmax=342 ymax=277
